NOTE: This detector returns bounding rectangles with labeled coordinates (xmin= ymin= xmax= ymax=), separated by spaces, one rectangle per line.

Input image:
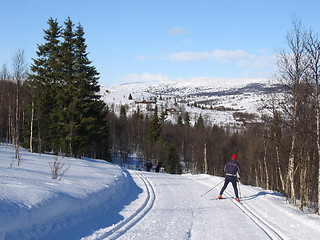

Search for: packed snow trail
xmin=83 ymin=171 xmax=320 ymax=240
xmin=85 ymin=172 xmax=156 ymax=240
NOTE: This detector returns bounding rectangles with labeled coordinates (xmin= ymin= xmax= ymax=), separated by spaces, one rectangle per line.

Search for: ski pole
xmin=237 ymin=180 xmax=242 ymax=200
xmin=201 ymin=179 xmax=224 ymax=197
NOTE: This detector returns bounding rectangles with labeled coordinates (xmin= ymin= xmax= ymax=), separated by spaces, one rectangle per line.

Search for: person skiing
xmin=218 ymin=154 xmax=241 ymax=202
xmin=155 ymin=162 xmax=162 ymax=173
xmin=146 ymin=160 xmax=153 ymax=172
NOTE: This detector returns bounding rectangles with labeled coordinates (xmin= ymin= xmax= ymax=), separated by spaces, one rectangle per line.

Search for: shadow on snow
xmin=240 ymin=191 xmax=283 ymax=202
xmin=53 ymin=169 xmax=143 ymax=240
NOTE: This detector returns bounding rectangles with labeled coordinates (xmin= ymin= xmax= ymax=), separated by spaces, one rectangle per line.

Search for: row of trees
xmin=0 ymin=17 xmax=320 ymax=213
xmin=271 ymin=19 xmax=320 ymax=211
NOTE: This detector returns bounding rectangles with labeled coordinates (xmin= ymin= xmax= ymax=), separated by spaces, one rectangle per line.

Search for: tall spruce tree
xmin=166 ymin=143 xmax=182 ymax=174
xmin=29 ymin=18 xmax=62 ymax=152
xmin=28 ymin=17 xmax=108 ymax=158
xmin=148 ymin=106 xmax=161 ymax=144
xmin=72 ymin=22 xmax=108 ymax=157
xmin=59 ymin=17 xmax=78 ymax=156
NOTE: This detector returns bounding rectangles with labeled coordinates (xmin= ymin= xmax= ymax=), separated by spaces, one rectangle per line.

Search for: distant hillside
xmin=100 ymin=78 xmax=280 ymax=127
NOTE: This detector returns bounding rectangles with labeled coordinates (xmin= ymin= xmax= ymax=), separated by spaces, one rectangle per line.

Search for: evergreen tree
xmin=177 ymin=115 xmax=183 ymax=126
xmin=160 ymin=110 xmax=166 ymax=123
xmin=133 ymin=105 xmax=143 ymax=119
xmin=58 ymin=17 xmax=77 ymax=155
xmin=120 ymin=105 xmax=127 ymax=119
xmin=166 ymin=143 xmax=182 ymax=174
xmin=148 ymin=107 xmax=161 ymax=144
xmin=28 ymin=17 xmax=108 ymax=158
xmin=195 ymin=114 xmax=204 ymax=129
xmin=29 ymin=18 xmax=62 ymax=152
xmin=184 ymin=112 xmax=190 ymax=126
xmin=61 ymin=18 xmax=107 ymax=157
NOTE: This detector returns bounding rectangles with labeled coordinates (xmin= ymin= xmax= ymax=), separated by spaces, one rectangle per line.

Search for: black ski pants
xmin=219 ymin=175 xmax=239 ymax=198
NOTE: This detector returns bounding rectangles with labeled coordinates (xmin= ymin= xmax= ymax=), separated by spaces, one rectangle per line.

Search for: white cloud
xmin=169 ymin=49 xmax=252 ymax=61
xmin=169 ymin=49 xmax=276 ymax=69
xmin=167 ymin=27 xmax=187 ymax=35
xmin=118 ymin=73 xmax=171 ymax=84
xmin=134 ymin=53 xmax=166 ymax=61
xmin=134 ymin=54 xmax=150 ymax=61
xmin=169 ymin=51 xmax=213 ymax=61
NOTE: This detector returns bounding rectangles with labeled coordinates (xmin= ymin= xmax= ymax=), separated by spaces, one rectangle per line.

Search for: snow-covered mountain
xmin=101 ymin=78 xmax=280 ymax=126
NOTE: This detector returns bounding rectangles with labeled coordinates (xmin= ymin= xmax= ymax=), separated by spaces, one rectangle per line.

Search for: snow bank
xmin=0 ymin=145 xmax=129 ymax=240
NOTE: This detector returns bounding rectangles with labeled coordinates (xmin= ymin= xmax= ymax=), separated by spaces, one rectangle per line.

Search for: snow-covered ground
xmin=1 ymin=145 xmax=320 ymax=240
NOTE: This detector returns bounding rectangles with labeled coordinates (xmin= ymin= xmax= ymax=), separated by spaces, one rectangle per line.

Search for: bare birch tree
xmin=0 ymin=64 xmax=11 ymax=80
xmin=203 ymin=142 xmax=208 ymax=174
xmin=304 ymin=29 xmax=320 ymax=214
xmin=11 ymin=49 xmax=28 ymax=165
xmin=277 ymin=19 xmax=309 ymax=205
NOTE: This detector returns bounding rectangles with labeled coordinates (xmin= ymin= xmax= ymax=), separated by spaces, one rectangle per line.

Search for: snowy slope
xmin=0 ymin=145 xmax=129 ymax=240
xmin=1 ymin=145 xmax=320 ymax=240
xmin=100 ymin=78 xmax=275 ymax=126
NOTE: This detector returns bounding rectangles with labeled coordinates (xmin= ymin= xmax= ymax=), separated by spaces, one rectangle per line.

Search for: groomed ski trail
xmin=224 ymin=190 xmax=286 ymax=240
xmin=196 ymin=176 xmax=320 ymax=240
xmin=84 ymin=171 xmax=320 ymax=240
xmin=82 ymin=171 xmax=156 ymax=240
xmin=194 ymin=177 xmax=288 ymax=240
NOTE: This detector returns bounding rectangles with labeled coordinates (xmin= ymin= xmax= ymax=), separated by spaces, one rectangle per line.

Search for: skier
xmin=155 ymin=162 xmax=162 ymax=173
xmin=218 ymin=154 xmax=241 ymax=202
xmin=146 ymin=160 xmax=153 ymax=172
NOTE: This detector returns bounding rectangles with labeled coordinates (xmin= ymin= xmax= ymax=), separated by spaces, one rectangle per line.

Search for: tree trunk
xmin=8 ymin=104 xmax=12 ymax=144
xmin=37 ymin=119 xmax=42 ymax=153
xmin=316 ymin=73 xmax=320 ymax=214
xmin=263 ymin=135 xmax=269 ymax=189
xmin=14 ymin=84 xmax=20 ymax=164
xmin=203 ymin=142 xmax=208 ymax=174
xmin=299 ymin=154 xmax=307 ymax=211
xmin=288 ymin=122 xmax=297 ymax=205
xmin=275 ymin=143 xmax=286 ymax=191
xmin=29 ymin=100 xmax=34 ymax=153
xmin=317 ymin=91 xmax=320 ymax=214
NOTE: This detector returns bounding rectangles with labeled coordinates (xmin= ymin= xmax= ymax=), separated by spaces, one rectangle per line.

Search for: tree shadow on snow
xmin=53 ymin=169 xmax=143 ymax=240
xmin=240 ymin=191 xmax=283 ymax=202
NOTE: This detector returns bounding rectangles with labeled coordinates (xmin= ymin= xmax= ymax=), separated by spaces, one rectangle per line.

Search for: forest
xmin=0 ymin=17 xmax=320 ymax=214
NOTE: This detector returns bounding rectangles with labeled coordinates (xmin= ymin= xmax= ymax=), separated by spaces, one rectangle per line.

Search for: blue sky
xmin=1 ymin=0 xmax=320 ymax=86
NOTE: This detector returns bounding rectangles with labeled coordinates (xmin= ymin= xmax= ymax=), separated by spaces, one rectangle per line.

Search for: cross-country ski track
xmin=85 ymin=172 xmax=157 ymax=240
xmin=83 ymin=171 xmax=320 ymax=240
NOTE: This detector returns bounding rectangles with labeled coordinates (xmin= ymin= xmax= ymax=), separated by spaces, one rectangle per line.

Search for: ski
xmin=212 ymin=197 xmax=230 ymax=200
xmin=213 ymin=197 xmax=241 ymax=202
